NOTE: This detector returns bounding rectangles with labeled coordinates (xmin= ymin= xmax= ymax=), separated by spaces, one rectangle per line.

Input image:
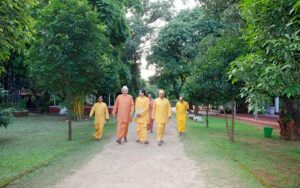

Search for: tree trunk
xmin=67 ymin=92 xmax=72 ymax=141
xmin=231 ymin=99 xmax=235 ymax=143
xmin=224 ymin=104 xmax=233 ymax=143
xmin=206 ymin=104 xmax=209 ymax=128
xmin=195 ymin=105 xmax=200 ymax=115
xmin=279 ymin=97 xmax=300 ymax=141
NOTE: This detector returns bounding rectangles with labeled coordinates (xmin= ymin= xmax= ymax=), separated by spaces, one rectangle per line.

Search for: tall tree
xmin=147 ymin=7 xmax=223 ymax=97
xmin=29 ymin=0 xmax=110 ymax=140
xmin=184 ymin=31 xmax=245 ymax=142
xmin=124 ymin=0 xmax=174 ymax=95
xmin=229 ymin=0 xmax=300 ymax=140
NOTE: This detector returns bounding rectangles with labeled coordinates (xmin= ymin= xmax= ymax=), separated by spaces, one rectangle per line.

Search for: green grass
xmin=182 ymin=117 xmax=300 ymax=188
xmin=0 ymin=115 xmax=116 ymax=187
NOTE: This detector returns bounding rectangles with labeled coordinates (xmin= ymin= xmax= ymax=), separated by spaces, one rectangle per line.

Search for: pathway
xmin=55 ymin=119 xmax=205 ymax=188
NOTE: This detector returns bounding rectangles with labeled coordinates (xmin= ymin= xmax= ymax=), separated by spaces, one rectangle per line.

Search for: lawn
xmin=182 ymin=117 xmax=300 ymax=188
xmin=0 ymin=115 xmax=116 ymax=187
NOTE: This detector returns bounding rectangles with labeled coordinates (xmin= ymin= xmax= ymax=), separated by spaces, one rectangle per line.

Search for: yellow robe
xmin=152 ymin=98 xmax=171 ymax=141
xmin=89 ymin=102 xmax=109 ymax=139
xmin=176 ymin=101 xmax=189 ymax=133
xmin=135 ymin=96 xmax=149 ymax=143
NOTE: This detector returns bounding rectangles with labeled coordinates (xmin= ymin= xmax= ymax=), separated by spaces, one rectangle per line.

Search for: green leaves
xmin=184 ymin=32 xmax=245 ymax=106
xmin=0 ymin=0 xmax=34 ymax=62
xmin=28 ymin=0 xmax=110 ymax=98
xmin=231 ymin=0 xmax=300 ymax=106
xmin=148 ymin=7 xmax=224 ymax=97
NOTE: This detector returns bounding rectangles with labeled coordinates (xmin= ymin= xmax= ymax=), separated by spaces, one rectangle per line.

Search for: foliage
xmin=0 ymin=0 xmax=34 ymax=63
xmin=0 ymin=108 xmax=14 ymax=128
xmin=88 ymin=0 xmax=131 ymax=94
xmin=123 ymin=0 xmax=174 ymax=95
xmin=230 ymin=0 xmax=300 ymax=99
xmin=0 ymin=87 xmax=14 ymax=128
xmin=148 ymin=7 xmax=224 ymax=97
xmin=184 ymin=31 xmax=246 ymax=130
xmin=28 ymin=0 xmax=110 ymax=139
xmin=196 ymin=0 xmax=239 ymax=20
xmin=88 ymin=0 xmax=130 ymax=48
xmin=229 ymin=0 xmax=300 ymax=123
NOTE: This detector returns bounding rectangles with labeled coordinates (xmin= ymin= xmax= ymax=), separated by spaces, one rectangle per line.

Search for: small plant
xmin=0 ymin=108 xmax=14 ymax=128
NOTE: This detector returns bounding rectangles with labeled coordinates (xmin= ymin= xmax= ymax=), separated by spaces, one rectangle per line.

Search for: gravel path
xmin=55 ymin=118 xmax=205 ymax=188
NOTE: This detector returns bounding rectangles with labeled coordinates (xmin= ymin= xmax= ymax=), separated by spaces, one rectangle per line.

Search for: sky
xmin=140 ymin=0 xmax=199 ymax=80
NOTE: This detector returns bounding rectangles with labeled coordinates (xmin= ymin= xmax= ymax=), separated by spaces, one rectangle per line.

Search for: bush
xmin=0 ymin=108 xmax=14 ymax=128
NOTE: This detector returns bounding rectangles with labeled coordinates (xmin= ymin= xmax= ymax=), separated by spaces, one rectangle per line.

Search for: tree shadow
xmin=0 ymin=137 xmax=15 ymax=145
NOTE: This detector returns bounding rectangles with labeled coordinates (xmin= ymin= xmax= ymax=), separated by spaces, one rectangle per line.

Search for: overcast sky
xmin=140 ymin=0 xmax=198 ymax=80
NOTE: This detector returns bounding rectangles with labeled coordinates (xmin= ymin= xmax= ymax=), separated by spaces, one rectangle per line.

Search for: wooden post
xmin=109 ymin=93 xmax=111 ymax=106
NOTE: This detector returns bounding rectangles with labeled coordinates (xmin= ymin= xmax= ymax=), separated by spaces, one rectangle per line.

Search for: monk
xmin=135 ymin=90 xmax=150 ymax=144
xmin=176 ymin=96 xmax=189 ymax=136
xmin=112 ymin=86 xmax=134 ymax=144
xmin=152 ymin=90 xmax=171 ymax=146
xmin=147 ymin=94 xmax=154 ymax=133
xmin=89 ymin=96 xmax=109 ymax=140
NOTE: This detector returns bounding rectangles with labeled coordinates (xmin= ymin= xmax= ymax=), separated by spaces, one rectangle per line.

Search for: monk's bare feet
xmin=124 ymin=137 xmax=128 ymax=142
xmin=116 ymin=139 xmax=121 ymax=144
xmin=136 ymin=139 xmax=140 ymax=143
xmin=144 ymin=141 xmax=149 ymax=145
xmin=179 ymin=132 xmax=182 ymax=136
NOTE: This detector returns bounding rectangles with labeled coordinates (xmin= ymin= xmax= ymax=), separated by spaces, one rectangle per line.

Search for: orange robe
xmin=112 ymin=94 xmax=134 ymax=139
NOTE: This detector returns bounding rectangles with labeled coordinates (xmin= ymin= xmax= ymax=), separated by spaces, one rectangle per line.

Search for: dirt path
xmin=55 ymin=118 xmax=205 ymax=188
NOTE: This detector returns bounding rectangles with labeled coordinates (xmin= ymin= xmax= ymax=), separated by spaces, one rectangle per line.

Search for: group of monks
xmin=89 ymin=86 xmax=189 ymax=146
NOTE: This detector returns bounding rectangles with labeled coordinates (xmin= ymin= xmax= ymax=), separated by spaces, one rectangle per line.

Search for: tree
xmin=124 ymin=0 xmax=175 ymax=96
xmin=184 ymin=30 xmax=246 ymax=142
xmin=29 ymin=0 xmax=110 ymax=140
xmin=0 ymin=0 xmax=34 ymax=63
xmin=147 ymin=7 xmax=223 ymax=97
xmin=229 ymin=0 xmax=300 ymax=140
xmin=183 ymin=35 xmax=220 ymax=128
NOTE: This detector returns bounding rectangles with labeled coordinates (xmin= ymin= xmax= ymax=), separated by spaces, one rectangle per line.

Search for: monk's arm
xmin=89 ymin=105 xmax=95 ymax=117
xmin=130 ymin=97 xmax=134 ymax=116
xmin=112 ymin=97 xmax=119 ymax=115
xmin=105 ymin=105 xmax=109 ymax=120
